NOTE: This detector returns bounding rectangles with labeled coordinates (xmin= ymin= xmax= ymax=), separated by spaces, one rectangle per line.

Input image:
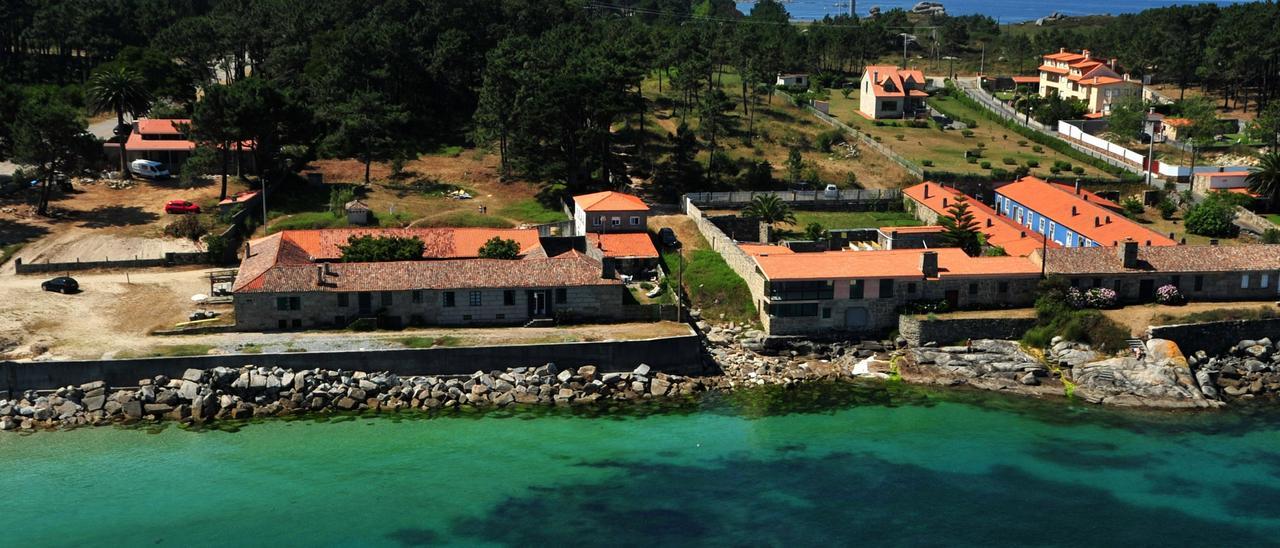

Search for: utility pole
xmin=1145 ymin=108 xmax=1157 ymax=187
xmin=902 ymin=34 xmax=909 ymax=69
xmin=979 ymin=43 xmax=986 ymax=76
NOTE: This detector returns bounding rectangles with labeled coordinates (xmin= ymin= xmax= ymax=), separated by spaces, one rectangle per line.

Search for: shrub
xmin=906 ymin=120 xmax=930 ymax=128
xmin=967 ymin=148 xmax=984 ymax=158
xmin=815 ymin=129 xmax=844 ymax=152
xmin=204 ymin=234 xmax=228 ymax=263
xmin=966 ymin=157 xmax=978 ymax=164
xmin=921 ymin=159 xmax=934 ymax=167
xmin=976 ymin=142 xmax=986 ymax=149
xmin=1017 ymin=140 xmax=1028 ymax=147
xmin=1026 ymin=160 xmax=1040 ymax=168
xmin=1024 ymin=278 xmax=1129 ymax=352
xmin=1184 ymin=193 xmax=1240 ymax=237
xmin=1156 ymin=284 xmax=1186 ymax=305
xmin=1072 ymin=166 xmax=1086 ymax=175
xmin=961 ymin=129 xmax=975 ymax=138
xmin=980 ymin=161 xmax=992 ymax=169
xmin=873 ymin=120 xmax=886 ymax=127
xmin=1157 ymin=199 xmax=1178 ymax=220
xmin=1264 ymin=228 xmax=1280 ymax=244
xmin=1049 ymin=166 xmax=1062 ymax=174
xmin=1066 ymin=287 xmax=1118 ymax=309
xmin=873 ymin=135 xmax=883 ymax=142
xmin=1032 ymin=145 xmax=1044 ymax=153
xmin=991 ymin=168 xmax=1010 ymax=179
xmin=895 ymin=134 xmax=905 ymax=141
xmin=1002 ymin=157 xmax=1016 ymax=165
xmin=1121 ymin=197 xmax=1145 ymax=218
xmin=165 ymin=215 xmax=207 ymax=244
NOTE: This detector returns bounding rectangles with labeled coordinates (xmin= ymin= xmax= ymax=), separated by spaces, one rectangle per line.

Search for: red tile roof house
xmin=903 ymin=182 xmax=1056 ymax=257
xmin=1037 ymin=48 xmax=1140 ymax=115
xmin=994 ymin=176 xmax=1178 ymax=248
xmin=739 ymin=245 xmax=1043 ymax=335
xmin=573 ymin=191 xmax=660 ymax=276
xmin=102 ymin=118 xmax=255 ymax=174
xmin=859 ymin=65 xmax=929 ymax=119
xmin=231 ymin=227 xmax=636 ymax=331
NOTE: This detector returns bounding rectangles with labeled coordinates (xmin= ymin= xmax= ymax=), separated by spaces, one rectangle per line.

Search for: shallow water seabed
xmin=3 ymin=382 xmax=1280 ymax=547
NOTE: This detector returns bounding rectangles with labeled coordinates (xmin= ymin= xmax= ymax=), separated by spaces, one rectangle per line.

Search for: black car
xmin=41 ymin=276 xmax=79 ymax=294
xmin=658 ymin=227 xmax=681 ymax=249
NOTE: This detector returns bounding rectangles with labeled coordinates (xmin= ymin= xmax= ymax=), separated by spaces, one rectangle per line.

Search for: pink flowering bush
xmin=1066 ymin=287 xmax=1118 ymax=309
xmin=1156 ymin=284 xmax=1186 ymax=305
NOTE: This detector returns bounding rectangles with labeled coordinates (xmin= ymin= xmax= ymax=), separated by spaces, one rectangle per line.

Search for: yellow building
xmin=1038 ymin=48 xmax=1140 ymax=116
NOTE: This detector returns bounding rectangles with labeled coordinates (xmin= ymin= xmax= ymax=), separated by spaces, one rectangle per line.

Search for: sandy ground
xmin=2 ymin=229 xmax=199 ymax=274
xmin=0 ymin=267 xmax=218 ymax=360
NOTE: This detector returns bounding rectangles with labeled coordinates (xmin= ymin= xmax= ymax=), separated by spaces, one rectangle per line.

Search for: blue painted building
xmin=993 ymin=177 xmax=1176 ymax=248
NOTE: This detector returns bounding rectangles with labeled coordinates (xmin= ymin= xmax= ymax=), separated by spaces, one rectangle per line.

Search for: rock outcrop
xmin=902 ymin=339 xmax=1060 ymax=396
xmin=1070 ymin=339 xmax=1217 ymax=408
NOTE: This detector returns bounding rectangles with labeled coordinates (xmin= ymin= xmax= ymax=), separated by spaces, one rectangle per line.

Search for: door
xmin=357 ymin=292 xmax=372 ymax=314
xmin=844 ymin=307 xmax=869 ymax=329
xmin=944 ymin=290 xmax=960 ymax=310
xmin=527 ymin=290 xmax=552 ymax=318
xmin=1139 ymin=279 xmax=1155 ymax=302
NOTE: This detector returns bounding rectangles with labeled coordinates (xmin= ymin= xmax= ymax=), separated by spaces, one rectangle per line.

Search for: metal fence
xmin=684 ymin=188 xmax=902 ymax=209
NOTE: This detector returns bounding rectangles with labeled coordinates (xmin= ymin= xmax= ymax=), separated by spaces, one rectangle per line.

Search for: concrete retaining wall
xmin=684 ymin=199 xmax=766 ymax=311
xmin=1147 ymin=318 xmax=1280 ymax=357
xmin=899 ymin=315 xmax=1038 ymax=346
xmin=0 ymin=331 xmax=704 ymax=393
xmin=14 ymin=252 xmax=208 ymax=274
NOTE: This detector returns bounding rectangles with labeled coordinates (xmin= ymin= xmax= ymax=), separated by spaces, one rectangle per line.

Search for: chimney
xmin=1059 ymin=47 xmax=1066 ymax=53
xmin=1074 ymin=179 xmax=1081 ymax=194
xmin=923 ymin=184 xmax=930 ymax=199
xmin=1120 ymin=239 xmax=1139 ymax=269
xmin=1071 ymin=206 xmax=1078 ymax=216
xmin=1020 ymin=231 xmax=1026 ymax=238
xmin=1083 ymin=195 xmax=1089 ymax=201
xmin=986 ymin=219 xmax=993 ymax=227
xmin=316 ymin=265 xmax=324 ymax=286
xmin=920 ymin=251 xmax=939 ymax=278
xmin=1109 ymin=58 xmax=1117 ymax=69
xmin=1105 ymin=215 xmax=1112 ymax=224
xmin=1083 ymin=49 xmax=1091 ymax=59
xmin=1094 ymin=216 xmax=1101 ymax=227
xmin=942 ymin=197 xmax=949 ymax=208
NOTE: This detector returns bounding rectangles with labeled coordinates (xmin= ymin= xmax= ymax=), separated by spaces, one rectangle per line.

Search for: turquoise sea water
xmin=4 ymin=382 xmax=1280 ymax=547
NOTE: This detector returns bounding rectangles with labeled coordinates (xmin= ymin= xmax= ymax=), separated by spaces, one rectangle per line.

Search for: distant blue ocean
xmin=738 ymin=0 xmax=1255 ymax=23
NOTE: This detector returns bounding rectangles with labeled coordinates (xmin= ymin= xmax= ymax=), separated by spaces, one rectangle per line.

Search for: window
xmin=1038 ymin=218 xmax=1045 ymax=234
xmin=291 ymin=297 xmax=300 ymax=310
xmin=968 ymin=283 xmax=978 ymax=295
xmin=998 ymin=282 xmax=1009 ymax=294
xmin=278 ymin=319 xmax=288 ymax=329
xmin=821 ymin=307 xmax=832 ymax=319
xmin=1171 ymin=276 xmax=1180 ymax=289
xmin=496 ymin=314 xmax=505 ymax=320
xmin=1194 ymin=275 xmax=1204 ymax=291
xmin=291 ymin=319 xmax=301 ymax=328
xmin=879 ymin=279 xmax=894 ymax=298
xmin=881 ymin=100 xmax=898 ymax=111
xmin=593 ymin=216 xmax=602 ymax=226
xmin=1048 ymin=221 xmax=1056 ymax=235
xmin=412 ymin=290 xmax=422 ymax=303
xmin=380 ymin=292 xmax=392 ymax=306
xmin=1242 ymin=274 xmax=1251 ymax=289
xmin=849 ymin=280 xmax=865 ymax=300
xmin=555 ymin=288 xmax=567 ymax=304
xmin=1071 ymin=278 xmax=1080 ymax=288
xmin=469 ymin=291 xmax=482 ymax=306
xmin=276 ymin=297 xmax=289 ymax=311
xmin=504 ymin=290 xmax=515 ymax=306
xmin=611 ymin=217 xmax=621 ymax=227
xmin=1066 ymin=233 xmax=1074 ymax=247
xmin=337 ymin=293 xmax=349 ymax=307
xmin=463 ymin=315 xmax=472 ymax=321
xmin=1264 ymin=274 xmax=1271 ymax=289
xmin=768 ymin=303 xmax=819 ymax=317
xmin=629 ymin=216 xmax=640 ymax=226
xmin=768 ymin=281 xmax=833 ymax=301
xmin=1092 ymin=278 xmax=1102 ymax=288
xmin=443 ymin=292 xmax=456 ymax=307
xmin=907 ymin=282 xmax=917 ymax=294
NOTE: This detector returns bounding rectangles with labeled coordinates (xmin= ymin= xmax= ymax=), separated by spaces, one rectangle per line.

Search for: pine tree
xmin=940 ymin=195 xmax=982 ymax=256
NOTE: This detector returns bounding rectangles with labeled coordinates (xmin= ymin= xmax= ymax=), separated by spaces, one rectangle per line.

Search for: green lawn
xmin=788 ymin=210 xmax=921 ymax=231
xmin=498 ymin=198 xmax=568 ymax=224
xmin=1268 ymin=214 xmax=1280 ymax=226
xmin=396 ymin=335 xmax=462 ymax=348
xmin=116 ymin=344 xmax=215 ymax=358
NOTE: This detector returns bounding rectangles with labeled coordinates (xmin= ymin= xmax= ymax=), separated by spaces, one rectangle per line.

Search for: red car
xmin=164 ymin=200 xmax=201 ymax=214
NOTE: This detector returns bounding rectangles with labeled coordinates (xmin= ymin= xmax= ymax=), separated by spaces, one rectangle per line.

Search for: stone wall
xmin=708 ymin=215 xmax=762 ymax=243
xmin=684 ymin=199 xmax=767 ymax=311
xmin=0 ymin=330 xmax=704 ymax=393
xmin=1147 ymin=318 xmax=1280 ymax=357
xmin=899 ymin=315 xmax=1038 ymax=346
xmin=14 ymin=252 xmax=208 ymax=274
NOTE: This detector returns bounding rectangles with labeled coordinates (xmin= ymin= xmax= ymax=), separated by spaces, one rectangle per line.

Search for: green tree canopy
xmin=742 ymin=194 xmax=796 ymax=227
xmin=478 ymin=237 xmax=521 ymax=260
xmin=1183 ymin=192 xmax=1240 ymax=238
xmin=338 ymin=235 xmax=425 ymax=262
xmin=10 ymin=94 xmax=96 ymax=215
xmin=88 ymin=65 xmax=152 ymax=179
xmin=1247 ymin=151 xmax=1280 ymax=211
xmin=939 ymin=195 xmax=982 ymax=256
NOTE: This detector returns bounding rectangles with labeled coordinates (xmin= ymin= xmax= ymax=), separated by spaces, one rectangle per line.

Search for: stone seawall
xmin=0 ymin=332 xmax=704 ymax=394
xmin=899 ymin=315 xmax=1038 ymax=347
xmin=1147 ymin=318 xmax=1280 ymax=357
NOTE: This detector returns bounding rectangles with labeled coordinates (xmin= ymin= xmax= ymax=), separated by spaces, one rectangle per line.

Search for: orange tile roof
xmin=587 ymin=232 xmax=659 ymax=259
xmin=864 ymin=65 xmax=925 ymax=99
xmin=752 ymin=248 xmax=1040 ymax=282
xmin=879 ymin=225 xmax=945 ymax=234
xmin=1044 ymin=51 xmax=1087 ymax=62
xmin=125 ymin=131 xmax=196 ymax=152
xmin=136 ymin=118 xmax=188 ymax=135
xmin=995 ymin=177 xmax=1177 ymax=247
xmin=573 ymin=191 xmax=649 ymax=212
xmin=268 ymin=227 xmax=544 ymax=262
xmin=218 ymin=191 xmax=259 ymax=206
xmin=1011 ymin=76 xmax=1040 ymax=84
xmin=1163 ymin=117 xmax=1193 ymax=127
xmin=1048 ymin=182 xmax=1121 ymax=211
xmin=903 ymin=182 xmax=1055 ymax=257
xmin=1038 ymin=64 xmax=1069 ymax=75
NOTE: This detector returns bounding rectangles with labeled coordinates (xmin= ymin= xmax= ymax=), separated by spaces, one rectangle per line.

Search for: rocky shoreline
xmin=7 ymin=325 xmax=1280 ymax=432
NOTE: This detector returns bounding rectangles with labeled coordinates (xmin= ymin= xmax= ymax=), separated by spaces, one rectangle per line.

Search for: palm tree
xmin=88 ymin=67 xmax=152 ymax=179
xmin=1247 ymin=151 xmax=1280 ymax=212
xmin=743 ymin=194 xmax=796 ymax=233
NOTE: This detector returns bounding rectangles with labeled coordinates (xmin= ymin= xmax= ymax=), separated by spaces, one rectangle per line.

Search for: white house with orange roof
xmin=1038 ymin=48 xmax=1139 ymax=115
xmin=103 ymin=118 xmax=255 ymax=174
xmin=859 ymin=65 xmax=928 ymax=119
xmin=573 ymin=190 xmax=660 ymax=276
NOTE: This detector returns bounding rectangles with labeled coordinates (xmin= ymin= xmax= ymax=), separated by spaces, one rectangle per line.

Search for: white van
xmin=129 ymin=159 xmax=170 ymax=179
xmin=823 ymin=184 xmax=839 ymax=199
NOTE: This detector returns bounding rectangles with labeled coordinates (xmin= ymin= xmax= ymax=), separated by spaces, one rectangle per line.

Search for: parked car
xmin=41 ymin=276 xmax=79 ymax=294
xmin=130 ymin=159 xmax=170 ymax=179
xmin=658 ymin=227 xmax=681 ymax=249
xmin=823 ymin=184 xmax=839 ymax=198
xmin=165 ymin=200 xmax=201 ymax=214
